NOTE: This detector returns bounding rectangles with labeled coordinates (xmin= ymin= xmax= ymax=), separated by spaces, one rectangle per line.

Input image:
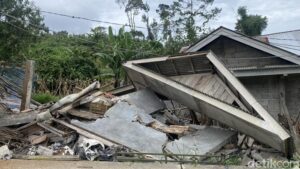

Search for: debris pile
xmin=0 ymin=51 xmax=298 ymax=166
xmin=0 ymin=80 xmax=293 ymax=165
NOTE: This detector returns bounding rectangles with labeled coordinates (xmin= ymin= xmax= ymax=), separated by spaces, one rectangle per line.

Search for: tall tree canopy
xmin=0 ymin=0 xmax=47 ymax=62
xmin=116 ymin=0 xmax=148 ymax=31
xmin=157 ymin=0 xmax=221 ymax=43
xmin=235 ymin=6 xmax=268 ymax=36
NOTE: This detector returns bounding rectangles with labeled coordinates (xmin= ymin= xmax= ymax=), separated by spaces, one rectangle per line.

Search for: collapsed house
xmin=124 ymin=27 xmax=300 ymax=156
xmin=0 ymin=27 xmax=299 ymax=165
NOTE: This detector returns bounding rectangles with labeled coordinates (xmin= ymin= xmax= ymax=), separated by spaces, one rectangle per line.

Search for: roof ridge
xmin=261 ymin=29 xmax=300 ymax=36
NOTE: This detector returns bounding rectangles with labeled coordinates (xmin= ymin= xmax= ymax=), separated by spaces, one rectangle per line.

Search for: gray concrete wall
xmin=239 ymin=75 xmax=300 ymax=120
xmin=285 ymin=74 xmax=300 ymax=118
xmin=239 ymin=76 xmax=281 ymax=120
xmin=201 ymin=36 xmax=294 ymax=68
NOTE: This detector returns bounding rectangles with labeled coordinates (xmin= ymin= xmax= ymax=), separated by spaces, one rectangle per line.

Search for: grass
xmin=223 ymin=155 xmax=241 ymax=165
xmin=32 ymin=92 xmax=59 ymax=104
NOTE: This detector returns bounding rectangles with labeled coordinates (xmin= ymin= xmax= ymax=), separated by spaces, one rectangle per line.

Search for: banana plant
xmin=95 ymin=26 xmax=161 ymax=87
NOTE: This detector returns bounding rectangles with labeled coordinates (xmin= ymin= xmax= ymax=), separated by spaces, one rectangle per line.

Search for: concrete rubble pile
xmin=0 ymin=52 xmax=299 ymax=166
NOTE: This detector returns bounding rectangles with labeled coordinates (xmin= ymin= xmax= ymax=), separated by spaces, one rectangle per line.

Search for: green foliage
xmin=235 ymin=6 xmax=268 ymax=36
xmin=27 ymin=33 xmax=100 ymax=81
xmin=223 ymin=155 xmax=241 ymax=165
xmin=32 ymin=92 xmax=59 ymax=104
xmin=0 ymin=0 xmax=47 ymax=63
xmin=0 ymin=0 xmax=224 ymax=94
xmin=95 ymin=26 xmax=163 ymax=87
xmin=26 ymin=32 xmax=106 ymax=94
xmin=157 ymin=0 xmax=221 ymax=43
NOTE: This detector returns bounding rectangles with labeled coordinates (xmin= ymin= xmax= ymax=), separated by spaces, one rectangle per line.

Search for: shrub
xmin=32 ymin=92 xmax=59 ymax=104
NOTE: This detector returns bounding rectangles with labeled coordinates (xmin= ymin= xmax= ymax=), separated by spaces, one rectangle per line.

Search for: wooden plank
xmin=213 ymin=86 xmax=225 ymax=98
xmin=148 ymin=121 xmax=191 ymax=134
xmin=207 ymin=78 xmax=221 ymax=96
xmin=189 ymin=58 xmax=196 ymax=73
xmin=170 ymin=60 xmax=178 ymax=75
xmin=0 ymin=111 xmax=37 ymax=127
xmin=189 ymin=75 xmax=204 ymax=88
xmin=67 ymin=109 xmax=102 ymax=120
xmin=198 ymin=75 xmax=214 ymax=92
xmin=202 ymin=76 xmax=217 ymax=93
xmin=37 ymin=122 xmax=66 ymax=137
xmin=215 ymin=72 xmax=248 ymax=111
xmin=20 ymin=60 xmax=35 ymax=111
xmin=109 ymin=85 xmax=135 ymax=96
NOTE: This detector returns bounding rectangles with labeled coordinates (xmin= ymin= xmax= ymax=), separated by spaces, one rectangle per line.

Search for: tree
xmin=235 ymin=6 xmax=268 ymax=36
xmin=157 ymin=0 xmax=221 ymax=43
xmin=0 ymin=0 xmax=46 ymax=62
xmin=116 ymin=0 xmax=148 ymax=30
xmin=95 ymin=26 xmax=163 ymax=87
xmin=156 ymin=4 xmax=175 ymax=41
xmin=89 ymin=26 xmax=106 ymax=43
xmin=141 ymin=3 xmax=156 ymax=41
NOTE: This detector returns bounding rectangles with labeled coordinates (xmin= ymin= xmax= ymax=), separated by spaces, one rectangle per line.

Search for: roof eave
xmin=186 ymin=27 xmax=300 ymax=65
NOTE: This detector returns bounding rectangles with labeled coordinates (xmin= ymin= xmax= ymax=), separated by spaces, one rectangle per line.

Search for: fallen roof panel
xmin=123 ymin=51 xmax=291 ymax=155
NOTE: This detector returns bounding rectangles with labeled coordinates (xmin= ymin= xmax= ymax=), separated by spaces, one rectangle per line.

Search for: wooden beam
xmin=154 ymin=63 xmax=161 ymax=74
xmin=189 ymin=58 xmax=196 ymax=73
xmin=0 ymin=111 xmax=38 ymax=127
xmin=214 ymin=75 xmax=248 ymax=111
xmin=170 ymin=60 xmax=178 ymax=75
xmin=21 ymin=60 xmax=35 ymax=111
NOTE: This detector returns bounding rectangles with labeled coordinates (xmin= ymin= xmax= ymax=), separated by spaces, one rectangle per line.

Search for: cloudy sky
xmin=30 ymin=0 xmax=300 ymax=35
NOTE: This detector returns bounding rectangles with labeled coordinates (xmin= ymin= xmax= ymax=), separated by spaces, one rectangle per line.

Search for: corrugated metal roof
xmin=260 ymin=29 xmax=300 ymax=55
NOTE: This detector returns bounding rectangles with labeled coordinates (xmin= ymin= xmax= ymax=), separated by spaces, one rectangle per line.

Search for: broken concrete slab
xmin=166 ymin=127 xmax=235 ymax=156
xmin=71 ymin=101 xmax=168 ymax=155
xmin=105 ymin=101 xmax=155 ymax=124
xmin=53 ymin=119 xmax=117 ymax=147
xmin=72 ymin=118 xmax=167 ymax=154
xmin=119 ymin=88 xmax=165 ymax=114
